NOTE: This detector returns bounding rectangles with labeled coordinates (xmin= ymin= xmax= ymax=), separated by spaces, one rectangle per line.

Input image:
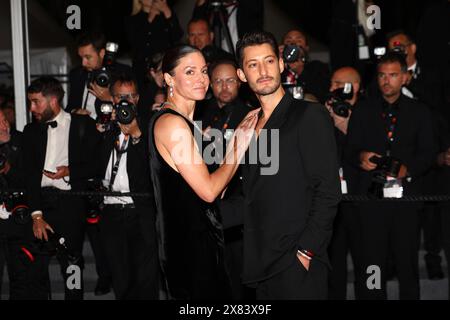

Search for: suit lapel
xmin=38 ymin=125 xmax=48 ymax=171
xmin=245 ymin=94 xmax=293 ymax=202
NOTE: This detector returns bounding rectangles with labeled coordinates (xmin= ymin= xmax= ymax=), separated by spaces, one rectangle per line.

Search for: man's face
xmin=112 ymin=82 xmax=140 ymax=105
xmin=238 ymin=44 xmax=284 ymax=97
xmin=388 ymin=34 xmax=416 ymax=66
xmin=329 ymin=69 xmax=360 ymax=97
xmin=211 ymin=64 xmax=240 ymax=106
xmin=377 ymin=62 xmax=407 ymax=99
xmin=78 ymin=44 xmax=104 ymax=72
xmin=188 ymin=21 xmax=213 ymax=50
xmin=28 ymin=92 xmax=56 ymax=123
xmin=283 ymin=30 xmax=309 ymax=52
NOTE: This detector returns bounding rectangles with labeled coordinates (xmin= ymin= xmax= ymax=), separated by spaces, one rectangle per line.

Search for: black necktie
xmin=46 ymin=121 xmax=57 ymax=129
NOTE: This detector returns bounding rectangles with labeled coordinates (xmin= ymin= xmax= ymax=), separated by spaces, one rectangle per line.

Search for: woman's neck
xmin=166 ymin=96 xmax=196 ymax=120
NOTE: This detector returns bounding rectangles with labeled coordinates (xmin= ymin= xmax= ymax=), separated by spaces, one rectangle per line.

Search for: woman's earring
xmin=169 ymin=85 xmax=174 ymax=97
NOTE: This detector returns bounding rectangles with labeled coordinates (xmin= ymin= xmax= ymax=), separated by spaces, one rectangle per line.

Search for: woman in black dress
xmin=148 ymin=45 xmax=258 ymax=299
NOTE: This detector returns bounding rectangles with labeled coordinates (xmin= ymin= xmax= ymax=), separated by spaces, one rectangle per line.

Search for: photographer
xmin=0 ymin=109 xmax=39 ymax=300
xmin=96 ymin=74 xmax=159 ymax=299
xmin=325 ymin=67 xmax=364 ymax=299
xmin=192 ymin=0 xmax=264 ymax=54
xmin=24 ymin=77 xmax=102 ymax=300
xmin=66 ymin=32 xmax=132 ymax=121
xmin=125 ymin=0 xmax=183 ymax=91
xmin=280 ymin=29 xmax=330 ymax=103
xmin=345 ymin=53 xmax=436 ymax=300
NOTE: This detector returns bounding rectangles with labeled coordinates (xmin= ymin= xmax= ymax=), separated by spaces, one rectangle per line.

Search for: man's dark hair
xmin=109 ymin=73 xmax=139 ymax=95
xmin=208 ymin=59 xmax=238 ymax=78
xmin=27 ymin=76 xmax=65 ymax=106
xmin=76 ymin=32 xmax=107 ymax=52
xmin=188 ymin=18 xmax=212 ymax=33
xmin=377 ymin=51 xmax=408 ymax=73
xmin=283 ymin=28 xmax=309 ymax=46
xmin=386 ymin=29 xmax=415 ymax=44
xmin=162 ymin=45 xmax=202 ymax=76
xmin=236 ymin=31 xmax=279 ymax=69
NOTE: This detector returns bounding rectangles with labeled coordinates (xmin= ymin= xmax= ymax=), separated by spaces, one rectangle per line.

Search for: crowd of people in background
xmin=0 ymin=0 xmax=449 ymax=300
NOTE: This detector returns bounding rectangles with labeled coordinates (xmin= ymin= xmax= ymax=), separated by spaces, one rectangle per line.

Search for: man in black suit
xmin=235 ymin=31 xmax=341 ymax=299
xmin=66 ymin=32 xmax=129 ymax=295
xmin=24 ymin=77 xmax=101 ymax=299
xmin=386 ymin=30 xmax=446 ymax=280
xmin=345 ymin=53 xmax=436 ymax=299
xmin=96 ymin=74 xmax=159 ymax=299
xmin=67 ymin=32 xmax=132 ymax=121
xmin=193 ymin=0 xmax=264 ymax=53
xmin=280 ymin=28 xmax=330 ymax=104
xmin=0 ymin=109 xmax=38 ymax=300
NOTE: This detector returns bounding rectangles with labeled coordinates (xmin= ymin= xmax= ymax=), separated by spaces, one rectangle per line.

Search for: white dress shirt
xmin=41 ymin=110 xmax=71 ymax=191
xmin=103 ymin=132 xmax=134 ymax=205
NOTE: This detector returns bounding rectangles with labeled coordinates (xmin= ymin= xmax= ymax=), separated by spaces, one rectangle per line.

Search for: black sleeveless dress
xmin=148 ymin=108 xmax=231 ymax=299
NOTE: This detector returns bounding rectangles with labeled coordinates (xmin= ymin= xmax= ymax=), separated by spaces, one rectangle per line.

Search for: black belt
xmin=103 ymin=203 xmax=136 ymax=210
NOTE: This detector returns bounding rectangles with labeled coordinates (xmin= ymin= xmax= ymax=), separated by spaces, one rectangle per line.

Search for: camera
xmin=115 ymin=100 xmax=137 ymax=125
xmin=98 ymin=103 xmax=114 ymax=126
xmin=326 ymin=83 xmax=353 ymax=118
xmin=91 ymin=42 xmax=119 ymax=88
xmin=85 ymin=178 xmax=106 ymax=225
xmin=374 ymin=42 xmax=407 ymax=59
xmin=282 ymin=45 xmax=306 ymax=64
xmin=368 ymin=155 xmax=403 ymax=198
xmin=20 ymin=232 xmax=80 ymax=266
xmin=0 ymin=191 xmax=31 ymax=225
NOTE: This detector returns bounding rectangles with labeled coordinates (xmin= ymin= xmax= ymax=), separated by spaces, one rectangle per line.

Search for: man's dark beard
xmin=39 ymin=106 xmax=55 ymax=123
xmin=253 ymin=77 xmax=281 ymax=96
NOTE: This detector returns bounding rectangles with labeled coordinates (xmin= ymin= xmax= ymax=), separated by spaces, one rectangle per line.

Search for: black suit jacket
xmin=241 ymin=94 xmax=341 ymax=284
xmin=66 ymin=63 xmax=133 ymax=117
xmin=193 ymin=0 xmax=264 ymax=39
xmin=97 ymin=119 xmax=154 ymax=209
xmin=22 ymin=114 xmax=101 ymax=213
xmin=345 ymin=95 xmax=436 ymax=196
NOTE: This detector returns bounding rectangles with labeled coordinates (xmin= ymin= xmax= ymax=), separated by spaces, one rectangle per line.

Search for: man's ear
xmin=99 ymin=48 xmax=106 ymax=60
xmin=237 ymin=68 xmax=247 ymax=83
xmin=278 ymin=57 xmax=285 ymax=74
xmin=210 ymin=32 xmax=214 ymax=43
xmin=410 ymin=43 xmax=417 ymax=57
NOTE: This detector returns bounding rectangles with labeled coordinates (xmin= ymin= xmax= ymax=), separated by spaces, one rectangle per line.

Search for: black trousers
xmin=0 ymin=219 xmax=47 ymax=300
xmin=420 ymin=203 xmax=442 ymax=267
xmin=98 ymin=205 xmax=159 ymax=299
xmin=35 ymin=192 xmax=86 ymax=300
xmin=358 ymin=202 xmax=421 ymax=300
xmin=85 ymin=221 xmax=111 ymax=283
xmin=440 ymin=203 xmax=450 ymax=300
xmin=254 ymin=257 xmax=328 ymax=300
xmin=328 ymin=203 xmax=364 ymax=300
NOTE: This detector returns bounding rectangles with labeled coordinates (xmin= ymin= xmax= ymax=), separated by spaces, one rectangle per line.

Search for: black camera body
xmin=85 ymin=178 xmax=106 ymax=225
xmin=326 ymin=83 xmax=353 ymax=118
xmin=21 ymin=232 xmax=80 ymax=266
xmin=0 ymin=191 xmax=31 ymax=225
xmin=282 ymin=45 xmax=306 ymax=64
xmin=115 ymin=100 xmax=137 ymax=125
xmin=368 ymin=155 xmax=402 ymax=198
xmin=98 ymin=100 xmax=137 ymax=130
xmin=91 ymin=42 xmax=119 ymax=88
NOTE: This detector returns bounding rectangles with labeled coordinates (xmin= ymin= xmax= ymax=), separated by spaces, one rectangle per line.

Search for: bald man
xmin=326 ymin=66 xmax=364 ymax=300
xmin=326 ymin=67 xmax=361 ymax=135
